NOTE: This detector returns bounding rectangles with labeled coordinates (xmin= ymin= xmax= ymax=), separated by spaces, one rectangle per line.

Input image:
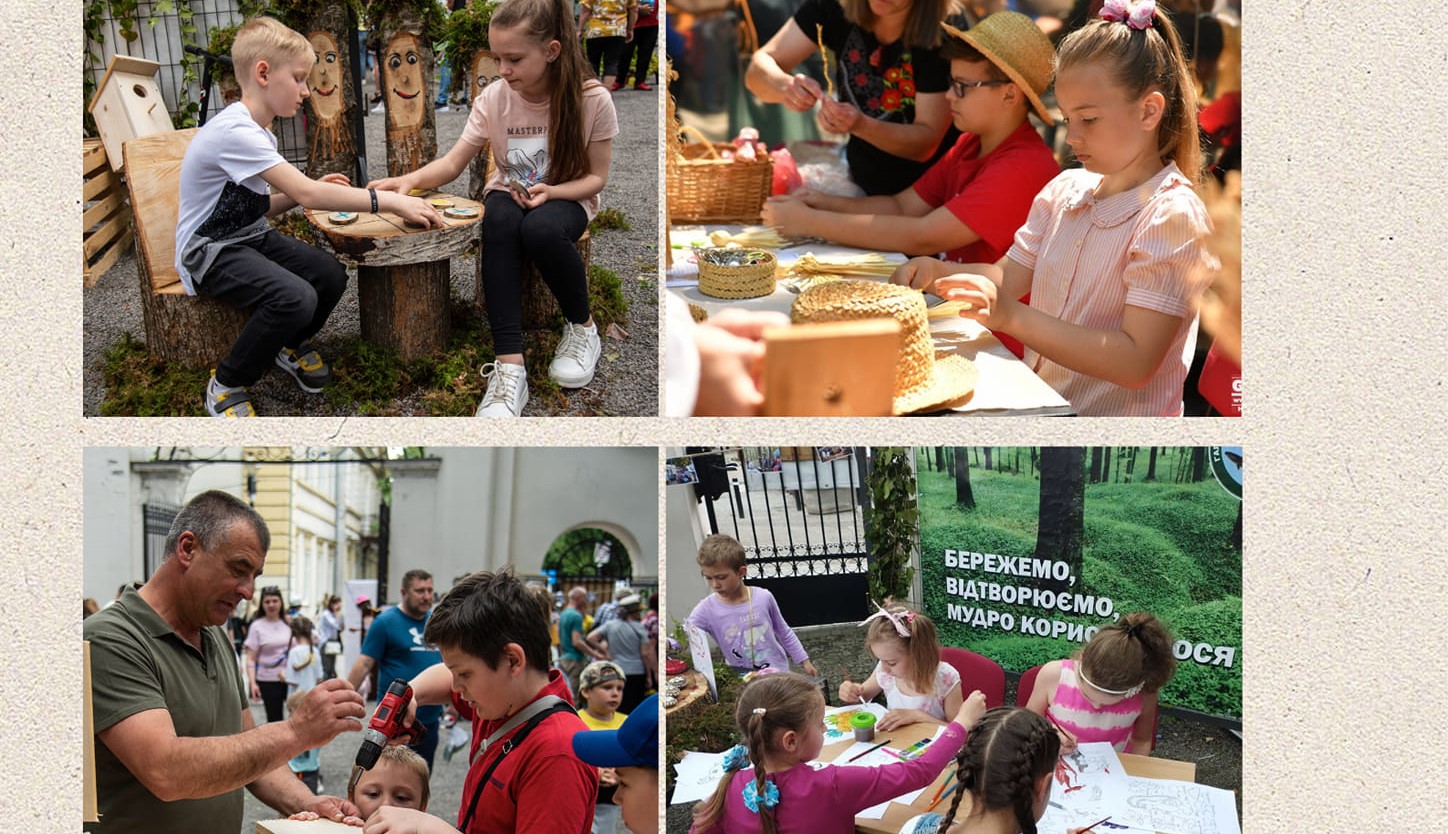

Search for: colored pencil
xmin=847 ymin=738 xmax=893 ymax=763
xmin=927 ymin=769 xmax=956 ymax=805
xmin=1077 ymin=815 xmax=1112 ymax=834
xmin=924 ymin=781 xmax=958 ymax=812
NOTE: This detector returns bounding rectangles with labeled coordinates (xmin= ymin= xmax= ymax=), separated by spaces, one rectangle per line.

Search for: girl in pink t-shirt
xmin=1023 ymin=612 xmax=1177 ymax=755
xmin=369 ymin=0 xmax=619 ymax=418
xmin=691 ymin=672 xmax=987 ymax=834
xmin=838 ymin=601 xmax=963 ymax=732
xmin=895 ymin=2 xmax=1215 ymax=416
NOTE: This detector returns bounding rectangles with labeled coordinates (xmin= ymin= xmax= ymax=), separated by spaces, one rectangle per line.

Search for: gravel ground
xmin=83 ymin=78 xmax=660 ymax=416
xmin=665 ymin=623 xmax=1243 ymax=833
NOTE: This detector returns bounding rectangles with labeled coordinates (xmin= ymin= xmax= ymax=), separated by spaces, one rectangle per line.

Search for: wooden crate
xmin=83 ymin=137 xmax=133 ymax=286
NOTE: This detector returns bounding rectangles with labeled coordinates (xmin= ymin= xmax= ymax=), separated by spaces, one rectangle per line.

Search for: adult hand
xmin=934 ymin=273 xmax=1000 ymax=327
xmin=818 ymin=97 xmax=861 ymax=134
xmin=953 ymin=689 xmax=987 ymax=729
xmin=363 ymin=805 xmax=448 ymax=834
xmin=392 ymin=196 xmax=446 ymax=230
xmin=319 ymin=172 xmax=352 ymax=187
xmin=759 ymin=196 xmax=810 ymax=236
xmin=785 ymin=74 xmax=823 ymax=112
xmin=286 ymin=678 xmax=367 ymax=749
xmin=291 ymin=808 xmax=365 ymax=827
xmin=890 ymin=256 xmax=950 ymax=292
xmin=301 ymin=794 xmax=363 ymax=824
xmin=839 ymin=680 xmax=864 ymax=703
xmin=250 ymin=681 xmax=262 ymax=702
xmin=599 ymin=766 xmax=619 ymax=787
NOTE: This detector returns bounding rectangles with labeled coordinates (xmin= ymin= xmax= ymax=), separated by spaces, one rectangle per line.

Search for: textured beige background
xmin=6 ymin=2 xmax=1446 ymax=832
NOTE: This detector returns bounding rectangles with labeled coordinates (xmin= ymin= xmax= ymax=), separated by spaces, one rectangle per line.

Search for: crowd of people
xmin=85 ymin=489 xmax=661 ymax=834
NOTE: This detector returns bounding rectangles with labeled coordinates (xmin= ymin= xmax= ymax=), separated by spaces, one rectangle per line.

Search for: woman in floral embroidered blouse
xmin=746 ymin=0 xmax=960 ymax=195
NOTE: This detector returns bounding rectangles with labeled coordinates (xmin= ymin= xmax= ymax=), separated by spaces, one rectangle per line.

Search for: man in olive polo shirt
xmin=85 ymin=490 xmax=368 ymax=834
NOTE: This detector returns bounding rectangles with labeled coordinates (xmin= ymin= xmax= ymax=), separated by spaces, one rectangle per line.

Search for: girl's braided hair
xmin=936 ymin=707 xmax=1060 ymax=834
xmin=690 ymin=672 xmax=823 ymax=834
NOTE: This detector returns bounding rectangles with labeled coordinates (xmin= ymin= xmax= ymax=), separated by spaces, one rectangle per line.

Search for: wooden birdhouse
xmin=88 ymin=55 xmax=175 ymax=173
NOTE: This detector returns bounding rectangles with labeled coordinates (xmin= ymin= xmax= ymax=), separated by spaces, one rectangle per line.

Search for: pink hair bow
xmin=1100 ymin=0 xmax=1155 ymax=30
xmin=859 ymin=600 xmax=911 ymax=638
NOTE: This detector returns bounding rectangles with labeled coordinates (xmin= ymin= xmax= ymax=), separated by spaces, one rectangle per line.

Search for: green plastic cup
xmin=850 ymin=709 xmax=876 ymax=742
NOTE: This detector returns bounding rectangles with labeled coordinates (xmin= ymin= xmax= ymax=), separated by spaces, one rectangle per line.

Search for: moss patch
xmin=100 ymin=332 xmax=211 ymax=416
xmin=588 ymin=206 xmax=631 ymax=233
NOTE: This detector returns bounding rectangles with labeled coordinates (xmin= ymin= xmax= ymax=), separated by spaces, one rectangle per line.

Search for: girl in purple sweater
xmin=690 ymin=672 xmax=988 ymax=834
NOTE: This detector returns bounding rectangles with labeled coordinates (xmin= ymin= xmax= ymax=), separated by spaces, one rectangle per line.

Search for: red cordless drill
xmin=348 ymin=679 xmax=426 ymax=799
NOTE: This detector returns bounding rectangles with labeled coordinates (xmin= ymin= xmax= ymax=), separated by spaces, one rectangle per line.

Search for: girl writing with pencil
xmin=691 ymin=672 xmax=987 ymax=834
xmin=1024 ymin=612 xmax=1177 ymax=755
xmin=839 ymin=601 xmax=961 ymax=731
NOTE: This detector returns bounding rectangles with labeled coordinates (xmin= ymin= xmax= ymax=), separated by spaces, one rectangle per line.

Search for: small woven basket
xmin=668 ymin=123 xmax=774 ymax=224
xmin=698 ymin=251 xmax=778 ymax=299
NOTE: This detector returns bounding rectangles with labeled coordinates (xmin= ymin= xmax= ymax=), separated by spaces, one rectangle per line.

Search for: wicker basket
xmin=698 ymin=250 xmax=778 ymax=299
xmin=668 ymin=124 xmax=774 ymax=224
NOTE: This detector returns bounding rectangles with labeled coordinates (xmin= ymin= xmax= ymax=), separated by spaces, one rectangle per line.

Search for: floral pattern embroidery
xmin=837 ymin=27 xmax=917 ymax=122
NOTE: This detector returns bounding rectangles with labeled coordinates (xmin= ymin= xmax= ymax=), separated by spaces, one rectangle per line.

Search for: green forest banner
xmin=916 ymin=447 xmax=1242 ymax=720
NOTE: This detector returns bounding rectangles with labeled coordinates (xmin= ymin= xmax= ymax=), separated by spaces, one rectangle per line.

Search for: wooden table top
xmin=305 ymin=189 xmax=483 ymax=267
xmin=840 ymin=720 xmax=1196 ymax=834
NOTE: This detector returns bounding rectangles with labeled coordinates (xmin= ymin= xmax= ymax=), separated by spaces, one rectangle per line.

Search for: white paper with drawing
xmin=1035 ymin=743 xmax=1240 ymax=834
xmin=828 ymin=728 xmax=942 ymax=820
xmin=683 ymin=622 xmax=718 ymax=699
xmin=821 ymin=702 xmax=888 ymax=743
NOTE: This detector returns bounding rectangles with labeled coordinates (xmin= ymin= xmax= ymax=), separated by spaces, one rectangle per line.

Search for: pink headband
xmin=1100 ymin=0 xmax=1156 ymax=30
xmin=859 ymin=600 xmax=914 ymax=639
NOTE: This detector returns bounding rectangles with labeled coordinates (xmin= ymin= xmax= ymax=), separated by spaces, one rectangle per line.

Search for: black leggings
xmin=198 ymin=230 xmax=348 ymax=388
xmin=616 ymin=26 xmax=658 ymax=86
xmin=481 ymin=192 xmax=590 ymax=356
xmin=258 ymin=680 xmax=288 ymax=723
xmin=586 ymin=35 xmax=627 ymax=79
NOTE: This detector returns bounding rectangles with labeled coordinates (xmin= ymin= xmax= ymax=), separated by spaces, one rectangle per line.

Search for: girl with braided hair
xmin=901 ymin=707 xmax=1074 ymax=834
xmin=840 ymin=600 xmax=963 ymax=731
xmin=691 ymin=672 xmax=988 ymax=833
xmin=1024 ymin=611 xmax=1177 ymax=755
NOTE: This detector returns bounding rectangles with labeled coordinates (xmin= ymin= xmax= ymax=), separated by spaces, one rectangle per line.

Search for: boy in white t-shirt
xmin=175 ymin=16 xmax=442 ymax=418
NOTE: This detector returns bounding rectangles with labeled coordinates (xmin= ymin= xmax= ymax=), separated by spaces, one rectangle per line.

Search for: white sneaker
xmin=371 ymin=100 xmax=385 ymax=114
xmin=435 ymin=103 xmax=450 ymax=112
xmin=476 ymin=361 xmax=529 ymax=417
xmin=548 ymin=321 xmax=601 ymax=388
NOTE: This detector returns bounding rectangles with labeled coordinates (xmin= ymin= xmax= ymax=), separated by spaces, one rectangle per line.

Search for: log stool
xmin=123 ymin=129 xmax=249 ymax=368
xmin=307 ymin=192 xmax=483 ymax=360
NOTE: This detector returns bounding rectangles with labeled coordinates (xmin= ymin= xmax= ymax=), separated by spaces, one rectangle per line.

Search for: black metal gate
xmin=142 ymin=502 xmax=180 ymax=580
xmin=692 ymin=447 xmax=873 ymax=627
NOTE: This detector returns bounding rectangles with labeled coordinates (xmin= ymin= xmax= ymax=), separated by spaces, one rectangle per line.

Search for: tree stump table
xmin=306 ymin=191 xmax=482 ymax=360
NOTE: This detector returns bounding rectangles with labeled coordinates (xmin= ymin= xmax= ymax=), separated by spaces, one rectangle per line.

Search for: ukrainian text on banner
xmin=915 ymin=447 xmax=1242 ymax=719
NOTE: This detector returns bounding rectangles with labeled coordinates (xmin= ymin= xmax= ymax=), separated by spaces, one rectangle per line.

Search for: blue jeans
xmin=436 ymin=54 xmax=453 ymax=105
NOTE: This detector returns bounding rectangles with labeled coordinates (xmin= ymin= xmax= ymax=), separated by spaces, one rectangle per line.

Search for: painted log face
xmin=304 ymin=21 xmax=356 ymax=177
xmin=378 ymin=21 xmax=437 ymax=177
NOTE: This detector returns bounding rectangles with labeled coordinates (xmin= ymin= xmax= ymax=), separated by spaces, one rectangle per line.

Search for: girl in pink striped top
xmin=894 ymin=2 xmax=1216 ymax=416
xmin=1024 ymin=612 xmax=1177 ymax=755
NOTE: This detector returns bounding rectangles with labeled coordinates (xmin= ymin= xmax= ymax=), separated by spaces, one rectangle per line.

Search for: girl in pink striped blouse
xmin=894 ymin=2 xmax=1215 ymax=416
xmin=1023 ymin=612 xmax=1176 ymax=755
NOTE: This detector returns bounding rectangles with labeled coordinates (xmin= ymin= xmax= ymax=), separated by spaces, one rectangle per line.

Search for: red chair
xmin=1016 ymin=664 xmax=1044 ymax=707
xmin=940 ymin=647 xmax=1006 ymax=709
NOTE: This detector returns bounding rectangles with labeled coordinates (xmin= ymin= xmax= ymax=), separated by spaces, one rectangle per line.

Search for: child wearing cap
xmin=586 ymin=593 xmax=650 ymax=713
xmin=572 ymin=693 xmax=659 ymax=834
xmin=578 ymin=661 xmax=629 ymax=834
xmin=762 ymin=12 xmax=1059 ymax=303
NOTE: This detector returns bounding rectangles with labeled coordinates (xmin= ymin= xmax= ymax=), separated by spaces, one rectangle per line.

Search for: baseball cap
xmin=572 ymin=694 xmax=658 ymax=769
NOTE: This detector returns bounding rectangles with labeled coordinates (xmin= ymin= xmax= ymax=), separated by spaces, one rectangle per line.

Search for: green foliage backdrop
xmin=915 ymin=447 xmax=1242 ymax=718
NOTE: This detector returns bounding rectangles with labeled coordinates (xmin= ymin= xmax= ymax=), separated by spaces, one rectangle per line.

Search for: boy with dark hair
xmin=761 ymin=12 xmax=1059 ymax=268
xmin=371 ymin=567 xmax=598 ymax=834
xmin=176 ymin=15 xmax=442 ymax=417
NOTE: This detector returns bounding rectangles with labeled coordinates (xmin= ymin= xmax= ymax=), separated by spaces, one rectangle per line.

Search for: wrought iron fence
xmin=142 ymin=502 xmax=180 ymax=580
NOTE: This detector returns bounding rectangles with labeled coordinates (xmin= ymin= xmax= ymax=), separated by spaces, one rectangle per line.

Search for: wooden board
xmin=761 ymin=319 xmax=900 ymax=416
xmin=123 ymin=128 xmax=197 ymax=293
xmin=84 ymin=642 xmax=97 ymax=823
xmin=305 ymin=190 xmax=482 ymax=268
xmin=257 ymin=819 xmax=359 ymax=833
xmin=83 ymin=139 xmax=134 ymax=286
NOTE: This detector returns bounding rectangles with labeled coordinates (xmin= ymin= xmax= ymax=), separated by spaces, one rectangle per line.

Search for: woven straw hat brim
xmin=941 ymin=12 xmax=1055 ymax=125
xmin=895 ymin=353 xmax=978 ymax=415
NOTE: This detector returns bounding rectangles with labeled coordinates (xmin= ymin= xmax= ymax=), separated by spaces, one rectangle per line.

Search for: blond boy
xmin=686 ymin=534 xmax=819 ymax=676
xmin=175 ymin=16 xmax=442 ymax=418
xmin=289 ymin=745 xmax=430 ymax=825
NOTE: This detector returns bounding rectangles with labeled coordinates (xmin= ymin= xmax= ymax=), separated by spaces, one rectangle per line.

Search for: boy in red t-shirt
xmin=374 ymin=568 xmax=598 ymax=834
xmin=761 ymin=12 xmax=1058 ymax=267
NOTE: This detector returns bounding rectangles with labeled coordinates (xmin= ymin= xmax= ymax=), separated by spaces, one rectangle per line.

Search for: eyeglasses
xmin=948 ymin=78 xmax=1008 ymax=97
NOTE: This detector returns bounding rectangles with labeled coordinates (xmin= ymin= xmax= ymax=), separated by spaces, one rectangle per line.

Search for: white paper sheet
xmin=821 ymin=702 xmax=888 ymax=743
xmin=827 ymin=728 xmax=944 ymax=820
xmin=683 ymin=622 xmax=718 ymax=700
xmin=671 ymin=750 xmax=727 ymax=805
xmin=1035 ymin=743 xmax=1241 ymax=834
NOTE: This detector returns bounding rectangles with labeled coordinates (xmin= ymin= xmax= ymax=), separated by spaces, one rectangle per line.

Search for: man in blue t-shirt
xmin=346 ymin=569 xmax=443 ymax=769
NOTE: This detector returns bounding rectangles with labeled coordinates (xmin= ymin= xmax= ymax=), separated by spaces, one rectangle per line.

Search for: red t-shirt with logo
xmin=453 ymin=670 xmax=598 ymax=834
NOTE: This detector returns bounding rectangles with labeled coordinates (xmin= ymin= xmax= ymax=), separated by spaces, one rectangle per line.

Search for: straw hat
xmin=791 ymin=280 xmax=977 ymax=415
xmin=941 ymin=12 xmax=1056 ymax=125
